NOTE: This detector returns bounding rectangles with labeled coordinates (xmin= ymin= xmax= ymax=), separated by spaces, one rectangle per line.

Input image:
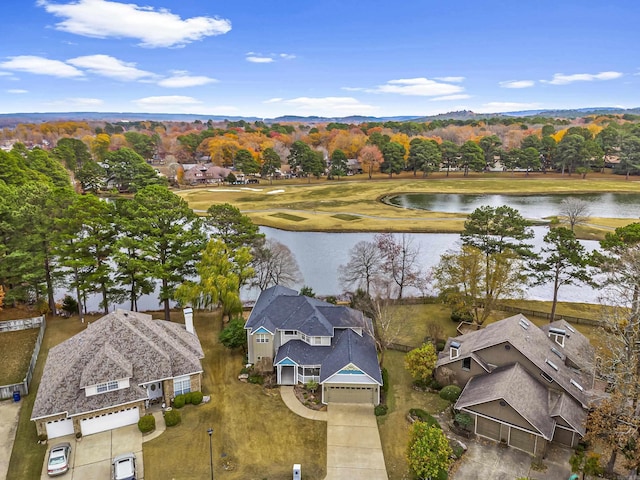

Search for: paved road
xmin=0 ymin=400 xmax=21 ymax=480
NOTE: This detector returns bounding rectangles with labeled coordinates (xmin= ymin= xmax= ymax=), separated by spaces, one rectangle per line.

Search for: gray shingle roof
xmin=437 ymin=314 xmax=593 ymax=407
xmin=31 ymin=310 xmax=204 ymax=420
xmin=550 ymin=391 xmax=587 ymax=436
xmin=456 ymin=363 xmax=556 ymax=440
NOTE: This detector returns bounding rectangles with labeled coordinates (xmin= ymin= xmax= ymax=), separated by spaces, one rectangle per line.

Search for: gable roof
xmin=245 ymin=285 xmax=368 ymax=336
xmin=550 ymin=390 xmax=587 ymax=436
xmin=437 ymin=314 xmax=594 ymax=407
xmin=32 ymin=310 xmax=204 ymax=420
xmin=455 ymin=363 xmax=555 ymax=440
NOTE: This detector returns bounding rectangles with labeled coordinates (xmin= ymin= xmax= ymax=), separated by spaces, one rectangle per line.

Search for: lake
xmin=384 ymin=193 xmax=640 ymax=220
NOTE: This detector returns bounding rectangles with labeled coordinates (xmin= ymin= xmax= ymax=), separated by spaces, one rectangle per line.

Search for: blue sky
xmin=1 ymin=0 xmax=638 ymax=118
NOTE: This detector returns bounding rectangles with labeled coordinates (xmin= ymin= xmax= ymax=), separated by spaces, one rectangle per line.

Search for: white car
xmin=113 ymin=453 xmax=136 ymax=480
xmin=47 ymin=442 xmax=71 ymax=476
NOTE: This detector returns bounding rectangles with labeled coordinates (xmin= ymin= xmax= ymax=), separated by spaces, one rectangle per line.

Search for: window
xmin=541 ymin=372 xmax=554 ymax=383
xmin=256 ymin=334 xmax=269 ymax=343
xmin=96 ymin=380 xmax=119 ymax=393
xmin=313 ymin=337 xmax=323 ymax=345
xmin=283 ymin=330 xmax=296 ymax=336
xmin=174 ymin=376 xmax=191 ymax=396
xmin=300 ymin=333 xmax=308 ymax=343
xmin=462 ymin=357 xmax=471 ymax=371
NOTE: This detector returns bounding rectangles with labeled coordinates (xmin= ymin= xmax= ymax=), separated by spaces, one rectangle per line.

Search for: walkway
xmin=0 ymin=400 xmax=21 ymax=480
xmin=280 ymin=387 xmax=388 ymax=480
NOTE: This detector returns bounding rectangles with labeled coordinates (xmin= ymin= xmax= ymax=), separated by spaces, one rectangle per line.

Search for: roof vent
xmin=570 ymin=379 xmax=584 ymax=391
xmin=545 ymin=359 xmax=559 ymax=371
xmin=451 ymin=341 xmax=461 ymax=349
xmin=549 ymin=327 xmax=566 ymax=336
xmin=551 ymin=347 xmax=563 ymax=359
xmin=519 ymin=318 xmax=530 ymax=330
xmin=566 ymin=323 xmax=575 ymax=333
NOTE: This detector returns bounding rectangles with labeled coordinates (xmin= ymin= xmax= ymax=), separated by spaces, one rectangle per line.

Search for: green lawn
xmin=143 ymin=311 xmax=327 ymax=480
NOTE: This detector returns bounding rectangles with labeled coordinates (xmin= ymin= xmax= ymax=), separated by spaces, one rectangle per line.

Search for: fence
xmin=496 ymin=304 xmax=604 ymax=328
xmin=0 ymin=315 xmax=46 ymax=399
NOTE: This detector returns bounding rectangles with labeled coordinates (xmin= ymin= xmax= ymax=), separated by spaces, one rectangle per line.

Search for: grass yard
xmin=176 ymin=175 xmax=639 ymax=239
xmin=0 ymin=328 xmax=39 ymax=385
xmin=378 ymin=350 xmax=451 ymax=480
xmin=143 ymin=311 xmax=327 ymax=480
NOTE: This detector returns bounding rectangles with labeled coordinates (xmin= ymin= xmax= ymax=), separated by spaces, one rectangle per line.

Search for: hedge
xmin=191 ymin=391 xmax=204 ymax=405
xmin=439 ymin=385 xmax=462 ymax=403
xmin=138 ymin=414 xmax=156 ymax=433
xmin=164 ymin=409 xmax=181 ymax=427
xmin=173 ymin=394 xmax=186 ymax=409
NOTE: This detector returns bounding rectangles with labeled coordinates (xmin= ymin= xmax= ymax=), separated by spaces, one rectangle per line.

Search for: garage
xmin=553 ymin=425 xmax=576 ymax=447
xmin=509 ymin=427 xmax=536 ymax=454
xmin=323 ymin=384 xmax=377 ymax=404
xmin=476 ymin=416 xmax=501 ymax=442
xmin=46 ymin=417 xmax=74 ymax=439
xmin=80 ymin=406 xmax=139 ymax=436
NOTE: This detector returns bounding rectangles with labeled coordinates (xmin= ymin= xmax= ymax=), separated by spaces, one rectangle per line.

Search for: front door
xmin=146 ymin=382 xmax=163 ymax=402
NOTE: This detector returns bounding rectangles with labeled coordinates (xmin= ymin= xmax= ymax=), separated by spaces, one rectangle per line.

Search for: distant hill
xmin=0 ymin=107 xmax=638 ymax=128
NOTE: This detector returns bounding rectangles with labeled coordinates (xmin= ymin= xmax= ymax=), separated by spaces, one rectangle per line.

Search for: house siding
xmin=469 ymin=400 xmax=539 ymax=434
xmin=435 ymin=357 xmax=485 ymax=386
xmin=250 ymin=332 xmax=274 ymax=362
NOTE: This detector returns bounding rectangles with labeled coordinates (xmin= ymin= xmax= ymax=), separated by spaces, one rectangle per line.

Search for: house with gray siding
xmin=31 ymin=309 xmax=204 ymax=439
xmin=435 ymin=314 xmax=596 ymax=456
xmin=244 ymin=286 xmax=382 ymax=405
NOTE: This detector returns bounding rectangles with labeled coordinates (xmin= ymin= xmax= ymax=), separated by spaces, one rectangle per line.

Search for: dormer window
xmin=96 ymin=380 xmax=119 ymax=393
xmin=450 ymin=341 xmax=461 ymax=360
xmin=549 ymin=327 xmax=566 ymax=347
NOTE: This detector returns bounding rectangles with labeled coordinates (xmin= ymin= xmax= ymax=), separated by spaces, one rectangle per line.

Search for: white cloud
xmin=279 ymin=53 xmax=296 ymax=60
xmin=46 ymin=97 xmax=104 ymax=107
xmin=542 ymin=71 xmax=623 ymax=85
xmin=499 ymin=80 xmax=535 ymax=89
xmin=7 ymin=89 xmax=28 ymax=94
xmin=0 ymin=55 xmax=83 ymax=78
xmin=435 ymin=76 xmax=465 ymax=83
xmin=264 ymin=96 xmax=377 ymax=116
xmin=246 ymin=56 xmax=274 ymax=64
xmin=430 ymin=94 xmax=471 ymax=101
xmin=157 ymin=74 xmax=217 ymax=88
xmin=0 ymin=72 xmax=13 ymax=76
xmin=37 ymin=0 xmax=231 ymax=48
xmin=67 ymin=54 xmax=155 ymax=81
xmin=358 ymin=77 xmax=464 ymax=96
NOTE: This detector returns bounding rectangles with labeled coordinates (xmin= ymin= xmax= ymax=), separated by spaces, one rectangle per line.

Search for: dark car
xmin=47 ymin=442 xmax=71 ymax=476
xmin=113 ymin=452 xmax=136 ymax=480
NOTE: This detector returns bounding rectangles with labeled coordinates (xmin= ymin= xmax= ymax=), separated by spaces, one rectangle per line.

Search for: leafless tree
xmin=375 ymin=233 xmax=422 ymax=299
xmin=251 ymin=239 xmax=302 ymax=290
xmin=339 ymin=240 xmax=382 ymax=295
xmin=559 ymin=197 xmax=591 ymax=232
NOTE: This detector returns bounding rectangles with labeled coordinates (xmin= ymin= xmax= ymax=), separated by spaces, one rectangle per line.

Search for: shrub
xmin=190 ymin=391 xmax=204 ymax=405
xmin=409 ymin=409 xmax=441 ymax=429
xmin=435 ymin=340 xmax=446 ymax=352
xmin=173 ymin=394 xmax=186 ymax=409
xmin=248 ymin=374 xmax=264 ymax=385
xmin=439 ymin=385 xmax=462 ymax=403
xmin=38 ymin=433 xmax=48 ymax=442
xmin=305 ymin=380 xmax=319 ymax=393
xmin=374 ymin=404 xmax=388 ymax=416
xmin=183 ymin=392 xmax=193 ymax=405
xmin=454 ymin=412 xmax=473 ymax=430
xmin=381 ymin=367 xmax=389 ymax=394
xmin=61 ymin=295 xmax=79 ymax=316
xmin=450 ymin=309 xmax=472 ymax=323
xmin=164 ymin=409 xmax=181 ymax=427
xmin=138 ymin=414 xmax=156 ymax=433
xmin=75 ymin=432 xmax=82 ymax=439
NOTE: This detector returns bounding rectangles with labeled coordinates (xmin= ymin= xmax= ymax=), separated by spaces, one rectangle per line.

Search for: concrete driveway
xmin=325 ymin=403 xmax=387 ymax=480
xmin=40 ymin=424 xmax=143 ymax=479
xmin=451 ymin=436 xmax=573 ymax=480
xmin=0 ymin=400 xmax=21 ymax=480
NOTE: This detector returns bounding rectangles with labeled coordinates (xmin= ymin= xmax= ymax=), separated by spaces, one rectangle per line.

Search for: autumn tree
xmin=405 ymin=342 xmax=438 ymax=384
xmin=407 ymin=423 xmax=453 ymax=480
xmin=358 ymin=144 xmax=383 ymax=179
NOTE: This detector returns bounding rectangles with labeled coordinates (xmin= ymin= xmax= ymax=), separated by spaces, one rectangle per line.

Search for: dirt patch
xmin=0 ymin=329 xmax=39 ymax=385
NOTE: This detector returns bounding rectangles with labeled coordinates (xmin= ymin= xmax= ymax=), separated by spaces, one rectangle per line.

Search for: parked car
xmin=113 ymin=453 xmax=136 ymax=480
xmin=47 ymin=442 xmax=71 ymax=476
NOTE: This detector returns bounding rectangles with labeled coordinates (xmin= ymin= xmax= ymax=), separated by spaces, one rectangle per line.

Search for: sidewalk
xmin=142 ymin=410 xmax=166 ymax=443
xmin=280 ymin=386 xmax=328 ymax=421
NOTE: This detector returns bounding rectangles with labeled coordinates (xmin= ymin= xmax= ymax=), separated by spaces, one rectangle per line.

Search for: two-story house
xmin=31 ymin=309 xmax=204 ymax=439
xmin=244 ymin=286 xmax=382 ymax=405
xmin=435 ymin=314 xmax=596 ymax=456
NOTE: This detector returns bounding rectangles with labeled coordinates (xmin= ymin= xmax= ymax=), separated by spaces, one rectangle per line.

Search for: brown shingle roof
xmin=32 ymin=310 xmax=204 ymax=420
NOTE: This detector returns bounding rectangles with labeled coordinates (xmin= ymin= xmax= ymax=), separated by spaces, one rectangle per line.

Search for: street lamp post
xmin=207 ymin=428 xmax=214 ymax=480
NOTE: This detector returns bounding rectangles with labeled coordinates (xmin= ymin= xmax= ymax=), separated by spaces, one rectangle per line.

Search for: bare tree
xmin=559 ymin=197 xmax=591 ymax=232
xmin=251 ymin=239 xmax=302 ymax=290
xmin=339 ymin=240 xmax=382 ymax=295
xmin=375 ymin=233 xmax=422 ymax=299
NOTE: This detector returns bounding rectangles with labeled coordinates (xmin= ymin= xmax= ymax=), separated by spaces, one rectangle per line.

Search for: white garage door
xmin=324 ymin=385 xmax=376 ymax=404
xmin=46 ymin=417 xmax=74 ymax=439
xmin=80 ymin=406 xmax=139 ymax=436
